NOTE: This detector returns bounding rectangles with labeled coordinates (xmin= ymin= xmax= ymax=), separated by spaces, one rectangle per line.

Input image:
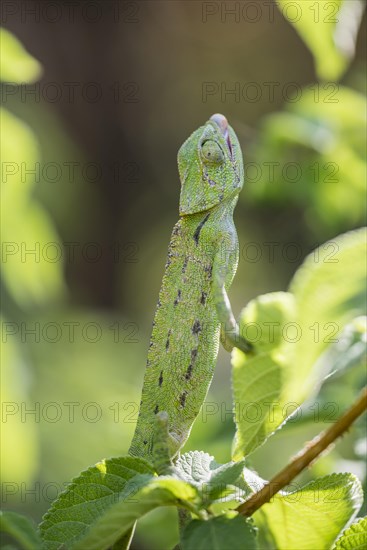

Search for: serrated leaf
xmin=72 ymin=477 xmax=198 ymax=550
xmin=175 ymin=451 xmax=247 ymax=503
xmin=181 ymin=513 xmax=258 ymax=550
xmin=175 ymin=451 xmax=245 ymax=487
xmin=209 ymin=467 xmax=266 ymax=518
xmin=0 ymin=511 xmax=41 ymax=550
xmin=255 ymin=473 xmax=363 ymax=550
xmin=40 ymin=456 xmax=198 ymax=550
xmin=334 ymin=516 xmax=367 ymax=549
xmin=275 ymin=0 xmax=364 ymax=81
xmin=241 ymin=467 xmax=267 ymax=496
xmin=175 ymin=451 xmax=217 ymax=486
xmin=232 ymin=292 xmax=297 ymax=458
xmin=288 ymin=228 xmax=367 ymax=402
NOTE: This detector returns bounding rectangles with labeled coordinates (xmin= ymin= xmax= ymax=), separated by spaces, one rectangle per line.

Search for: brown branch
xmin=237 ymin=387 xmax=367 ymax=517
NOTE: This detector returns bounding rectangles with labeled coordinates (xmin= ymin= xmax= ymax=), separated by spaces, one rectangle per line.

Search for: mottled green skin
xmin=129 ymin=115 xmax=245 ymax=459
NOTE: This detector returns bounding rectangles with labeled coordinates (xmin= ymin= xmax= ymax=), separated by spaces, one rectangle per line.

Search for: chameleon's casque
xmin=129 ymin=114 xmax=247 ymax=459
xmin=178 ymin=114 xmax=243 ymax=215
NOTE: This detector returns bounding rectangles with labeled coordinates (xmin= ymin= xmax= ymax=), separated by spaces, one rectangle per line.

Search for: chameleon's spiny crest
xmin=178 ymin=113 xmax=243 ymax=215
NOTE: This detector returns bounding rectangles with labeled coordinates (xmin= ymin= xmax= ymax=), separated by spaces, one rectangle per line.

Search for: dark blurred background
xmin=1 ymin=1 xmax=366 ymax=548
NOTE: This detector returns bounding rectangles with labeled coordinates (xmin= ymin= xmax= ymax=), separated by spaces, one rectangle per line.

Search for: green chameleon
xmin=129 ymin=114 xmax=252 ymax=461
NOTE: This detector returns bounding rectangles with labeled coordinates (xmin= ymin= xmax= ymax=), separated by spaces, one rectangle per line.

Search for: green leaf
xmin=1 ymin=107 xmax=65 ymax=307
xmin=73 ymin=477 xmax=198 ymax=550
xmin=255 ymin=473 xmax=363 ymax=550
xmin=288 ymin=228 xmax=367 ymax=401
xmin=0 ymin=511 xmax=41 ymax=550
xmin=241 ymin=467 xmax=267 ymax=496
xmin=40 ymin=456 xmax=199 ymax=550
xmin=288 ymin=88 xmax=367 ymax=233
xmin=181 ymin=513 xmax=258 ymax=550
xmin=0 ymin=27 xmax=42 ymax=83
xmin=0 ymin=322 xmax=39 ymax=485
xmin=250 ymin=87 xmax=366 ymax=234
xmin=334 ymin=516 xmax=367 ymax=549
xmin=232 ymin=292 xmax=297 ymax=458
xmin=313 ymin=316 xmax=367 ymax=380
xmin=175 ymin=451 xmax=245 ymax=487
xmin=110 ymin=526 xmax=135 ymax=550
xmin=175 ymin=451 xmax=247 ymax=503
xmin=1 ymin=202 xmax=66 ymax=306
xmin=0 ymin=107 xmax=39 ymax=201
xmin=232 ymin=230 xmax=366 ymax=458
xmin=275 ymin=0 xmax=364 ymax=80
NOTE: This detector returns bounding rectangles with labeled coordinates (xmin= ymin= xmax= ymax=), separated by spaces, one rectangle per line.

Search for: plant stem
xmin=237 ymin=387 xmax=367 ymax=517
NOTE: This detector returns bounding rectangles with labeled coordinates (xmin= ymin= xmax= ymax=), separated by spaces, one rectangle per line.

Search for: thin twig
xmin=237 ymin=387 xmax=367 ymax=517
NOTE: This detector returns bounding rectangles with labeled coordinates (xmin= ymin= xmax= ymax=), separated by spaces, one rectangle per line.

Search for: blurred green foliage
xmin=276 ymin=0 xmax=364 ymax=81
xmin=0 ymin=28 xmax=42 ymax=84
xmin=1 ymin=29 xmax=64 ymax=307
xmin=0 ymin=0 xmax=366 ymax=547
xmin=232 ymin=228 xmax=366 ymax=460
xmin=248 ymin=86 xmax=366 ymax=237
xmin=1 ymin=30 xmax=64 ymax=490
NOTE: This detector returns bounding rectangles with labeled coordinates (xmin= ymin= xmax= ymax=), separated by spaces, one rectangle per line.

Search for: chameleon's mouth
xmin=209 ymin=113 xmax=232 ymax=156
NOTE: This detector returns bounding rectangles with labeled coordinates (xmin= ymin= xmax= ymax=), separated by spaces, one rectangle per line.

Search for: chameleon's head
xmin=178 ymin=114 xmax=244 ymax=215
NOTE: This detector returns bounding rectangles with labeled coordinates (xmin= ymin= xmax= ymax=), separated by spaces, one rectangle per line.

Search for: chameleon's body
xmin=129 ymin=114 xmax=250 ymax=460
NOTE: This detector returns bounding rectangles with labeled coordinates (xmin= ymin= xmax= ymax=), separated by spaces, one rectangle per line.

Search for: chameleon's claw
xmin=220 ymin=324 xmax=254 ymax=354
xmin=229 ymin=331 xmax=254 ymax=354
xmin=235 ymin=335 xmax=254 ymax=355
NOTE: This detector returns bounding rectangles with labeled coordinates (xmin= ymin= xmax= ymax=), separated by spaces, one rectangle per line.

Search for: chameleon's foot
xmin=230 ymin=332 xmax=254 ymax=354
xmin=239 ymin=338 xmax=254 ymax=354
xmin=221 ymin=325 xmax=254 ymax=354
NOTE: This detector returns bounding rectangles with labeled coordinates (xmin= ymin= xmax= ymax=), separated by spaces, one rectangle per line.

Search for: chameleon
xmin=129 ymin=113 xmax=252 ymax=461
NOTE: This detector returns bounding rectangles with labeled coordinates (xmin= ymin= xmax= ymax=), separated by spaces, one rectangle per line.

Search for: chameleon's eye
xmin=201 ymin=140 xmax=224 ymax=164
